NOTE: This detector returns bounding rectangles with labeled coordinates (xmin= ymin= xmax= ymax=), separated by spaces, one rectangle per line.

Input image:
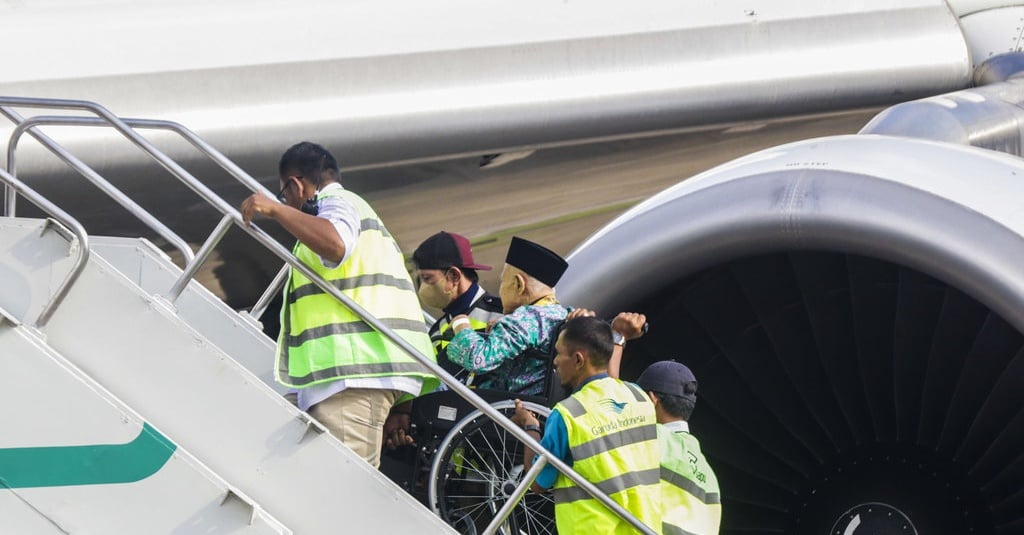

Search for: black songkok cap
xmin=505 ymin=236 xmax=568 ymax=288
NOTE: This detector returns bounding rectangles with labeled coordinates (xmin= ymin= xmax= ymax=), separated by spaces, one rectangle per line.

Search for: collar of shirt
xmin=663 ymin=419 xmax=690 ymax=433
xmin=315 ymin=182 xmax=344 ymax=197
xmin=574 ymin=372 xmax=609 ymax=393
xmin=444 ymin=283 xmax=482 ymax=317
xmin=530 ymin=294 xmax=559 ymax=306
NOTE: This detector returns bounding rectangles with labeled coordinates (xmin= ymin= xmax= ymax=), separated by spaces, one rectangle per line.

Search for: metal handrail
xmin=2 ymin=176 xmax=12 ymax=217
xmin=2 ymin=114 xmax=436 ymax=327
xmin=249 ymin=264 xmax=289 ymax=321
xmin=1 ymin=112 xmax=195 ymax=265
xmin=0 ymin=113 xmax=278 ymax=302
xmin=484 ymin=456 xmax=549 ymax=535
xmin=0 ymin=96 xmax=656 ymax=534
xmin=0 ymin=167 xmax=90 ymax=328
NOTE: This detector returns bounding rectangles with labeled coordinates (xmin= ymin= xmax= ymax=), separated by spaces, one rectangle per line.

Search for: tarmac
xmin=360 ymin=109 xmax=880 ymax=298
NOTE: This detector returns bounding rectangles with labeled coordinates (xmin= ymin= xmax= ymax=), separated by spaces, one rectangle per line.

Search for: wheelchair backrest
xmin=539 ymin=320 xmax=569 ymax=407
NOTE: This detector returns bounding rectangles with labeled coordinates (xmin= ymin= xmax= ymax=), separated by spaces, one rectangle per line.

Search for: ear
xmin=446 ymin=268 xmax=462 ymax=284
xmin=514 ymin=272 xmax=527 ymax=294
xmin=300 ymin=177 xmax=317 ymax=198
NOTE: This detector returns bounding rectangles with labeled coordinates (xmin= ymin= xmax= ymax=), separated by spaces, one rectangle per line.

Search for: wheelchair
xmin=381 ymin=356 xmax=565 ymax=535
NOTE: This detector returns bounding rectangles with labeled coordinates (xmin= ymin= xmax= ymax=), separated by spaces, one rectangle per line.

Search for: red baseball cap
xmin=413 ymin=231 xmax=492 ymax=271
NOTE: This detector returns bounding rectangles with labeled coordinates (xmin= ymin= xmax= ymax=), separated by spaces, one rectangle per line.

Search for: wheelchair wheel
xmin=428 ymin=399 xmax=556 ymax=535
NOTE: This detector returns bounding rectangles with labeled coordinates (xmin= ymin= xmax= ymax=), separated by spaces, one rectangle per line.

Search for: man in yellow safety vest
xmin=512 ymin=316 xmax=663 ymax=534
xmin=241 ymin=141 xmax=437 ymax=468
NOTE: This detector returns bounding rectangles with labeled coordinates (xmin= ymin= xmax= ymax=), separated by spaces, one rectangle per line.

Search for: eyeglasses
xmin=277 ymin=176 xmax=303 ymax=202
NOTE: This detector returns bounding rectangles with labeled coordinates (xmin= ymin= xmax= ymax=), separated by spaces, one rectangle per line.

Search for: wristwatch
xmin=612 ymin=331 xmax=626 ymax=347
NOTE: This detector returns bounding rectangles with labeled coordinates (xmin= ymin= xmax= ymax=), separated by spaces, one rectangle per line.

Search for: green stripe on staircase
xmin=0 ymin=423 xmax=176 ymax=489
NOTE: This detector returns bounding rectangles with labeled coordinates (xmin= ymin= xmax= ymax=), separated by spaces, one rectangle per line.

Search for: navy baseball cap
xmin=636 ymin=361 xmax=698 ymax=402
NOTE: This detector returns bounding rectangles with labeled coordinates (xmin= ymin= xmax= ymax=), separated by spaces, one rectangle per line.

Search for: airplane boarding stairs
xmin=0 ymin=302 xmax=289 ymax=534
xmin=0 ymin=215 xmax=457 ymax=534
xmin=88 ymin=235 xmax=286 ymax=395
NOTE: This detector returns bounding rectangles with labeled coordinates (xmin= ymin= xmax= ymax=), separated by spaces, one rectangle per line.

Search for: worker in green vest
xmin=636 ymin=361 xmax=722 ymax=535
xmin=241 ymin=141 xmax=437 ymax=468
xmin=511 ymin=316 xmax=662 ymax=534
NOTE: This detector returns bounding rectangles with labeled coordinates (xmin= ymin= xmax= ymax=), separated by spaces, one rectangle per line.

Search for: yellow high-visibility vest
xmin=659 ymin=424 xmax=722 ymax=535
xmin=552 ymin=377 xmax=662 ymax=534
xmin=277 ymin=187 xmax=437 ymax=396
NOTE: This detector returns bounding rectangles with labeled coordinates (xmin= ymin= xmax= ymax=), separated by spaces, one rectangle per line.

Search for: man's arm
xmin=240 ymin=192 xmax=346 ymax=263
xmin=558 ymin=310 xmax=647 ymax=379
xmin=512 ymin=399 xmax=561 ymax=493
xmin=609 ymin=312 xmax=647 ymax=378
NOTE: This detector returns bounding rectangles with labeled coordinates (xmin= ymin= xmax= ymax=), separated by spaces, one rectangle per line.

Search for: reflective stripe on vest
xmin=659 ymin=426 xmax=722 ymax=535
xmin=277 ymin=187 xmax=437 ymax=390
xmin=552 ymin=378 xmax=662 ymax=535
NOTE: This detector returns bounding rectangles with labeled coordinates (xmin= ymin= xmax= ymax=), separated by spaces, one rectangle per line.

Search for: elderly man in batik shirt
xmin=446 ymin=237 xmax=569 ymax=396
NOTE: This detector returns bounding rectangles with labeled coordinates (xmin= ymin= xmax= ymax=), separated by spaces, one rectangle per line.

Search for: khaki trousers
xmin=306 ymin=388 xmax=402 ymax=468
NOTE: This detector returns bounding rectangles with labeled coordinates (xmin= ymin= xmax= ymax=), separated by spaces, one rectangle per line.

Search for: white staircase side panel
xmin=0 ymin=219 xmax=456 ymax=534
xmin=0 ymin=319 xmax=291 ymax=534
xmin=89 ymin=235 xmax=284 ymax=394
xmin=0 ymin=218 xmax=76 ymax=324
xmin=0 ymin=494 xmax=67 ymax=535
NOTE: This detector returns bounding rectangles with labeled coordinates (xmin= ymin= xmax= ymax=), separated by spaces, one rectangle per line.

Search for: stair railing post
xmin=0 ymin=168 xmax=90 ymax=328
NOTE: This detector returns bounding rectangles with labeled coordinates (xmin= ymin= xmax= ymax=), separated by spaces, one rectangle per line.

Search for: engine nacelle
xmin=560 ymin=135 xmax=1024 ymax=533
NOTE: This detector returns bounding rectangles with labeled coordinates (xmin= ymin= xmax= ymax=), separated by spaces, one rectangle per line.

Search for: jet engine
xmin=560 ymin=61 xmax=1024 ymax=534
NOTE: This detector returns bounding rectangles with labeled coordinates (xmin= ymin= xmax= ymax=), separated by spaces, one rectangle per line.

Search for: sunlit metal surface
xmin=565 ymin=135 xmax=1024 ymax=325
xmin=0 ymin=0 xmax=969 ymax=174
xmin=974 ymin=52 xmax=1024 ymax=85
xmin=860 ymin=73 xmax=1024 ymax=155
xmin=957 ymin=4 xmax=1024 ymax=68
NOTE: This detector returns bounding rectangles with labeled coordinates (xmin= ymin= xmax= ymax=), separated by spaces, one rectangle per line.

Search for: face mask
xmin=418 ymin=274 xmax=454 ymax=309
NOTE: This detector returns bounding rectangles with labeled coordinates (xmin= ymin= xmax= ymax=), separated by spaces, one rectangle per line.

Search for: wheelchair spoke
xmin=462 ymin=430 xmax=501 ymax=485
xmin=518 ymin=493 xmax=556 ymax=533
xmin=430 ymin=401 xmax=555 ymax=535
xmin=479 ymin=423 xmax=506 ymax=469
xmin=448 ymin=456 xmax=498 ymax=485
xmin=496 ymin=412 xmax=511 ymax=460
xmin=446 ymin=495 xmax=503 ymax=514
xmin=523 ymin=503 xmax=556 ymax=533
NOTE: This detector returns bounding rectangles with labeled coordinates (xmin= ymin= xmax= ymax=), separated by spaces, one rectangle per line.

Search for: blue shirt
xmin=534 ymin=373 xmax=609 ymax=489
